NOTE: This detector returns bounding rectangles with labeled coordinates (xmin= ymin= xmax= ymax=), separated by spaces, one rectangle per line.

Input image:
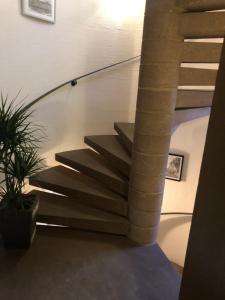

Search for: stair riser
xmin=116 ymin=132 xmax=132 ymax=154
xmin=176 ymin=90 xmax=213 ymax=109
xmin=37 ymin=214 xmax=129 ymax=236
xmin=55 ymin=155 xmax=128 ymax=197
xmin=181 ymin=11 xmax=225 ymax=38
xmin=29 ymin=179 xmax=127 ymax=217
xmin=84 ymin=137 xmax=130 ymax=177
xmin=174 ymin=108 xmax=211 ymax=127
xmin=114 ymin=123 xmax=134 ymax=154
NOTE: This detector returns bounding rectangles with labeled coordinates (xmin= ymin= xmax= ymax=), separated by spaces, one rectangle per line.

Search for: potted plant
xmin=0 ymin=95 xmax=44 ymax=248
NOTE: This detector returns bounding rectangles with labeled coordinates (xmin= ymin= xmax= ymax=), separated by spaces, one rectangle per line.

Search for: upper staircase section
xmin=177 ymin=2 xmax=225 ymax=116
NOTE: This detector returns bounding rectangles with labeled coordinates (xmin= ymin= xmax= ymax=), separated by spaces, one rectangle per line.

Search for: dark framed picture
xmin=22 ymin=0 xmax=56 ymax=23
xmin=166 ymin=154 xmax=184 ymax=181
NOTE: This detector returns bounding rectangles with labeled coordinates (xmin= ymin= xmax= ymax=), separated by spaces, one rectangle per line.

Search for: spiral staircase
xmin=13 ymin=1 xmax=225 ymax=299
xmin=27 ymin=4 xmax=225 ymax=239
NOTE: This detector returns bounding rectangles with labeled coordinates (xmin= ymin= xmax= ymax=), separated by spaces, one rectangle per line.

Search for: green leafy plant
xmin=0 ymin=94 xmax=44 ymax=210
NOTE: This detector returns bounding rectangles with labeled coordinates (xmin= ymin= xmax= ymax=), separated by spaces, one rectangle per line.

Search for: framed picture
xmin=166 ymin=154 xmax=184 ymax=182
xmin=22 ymin=0 xmax=56 ymax=23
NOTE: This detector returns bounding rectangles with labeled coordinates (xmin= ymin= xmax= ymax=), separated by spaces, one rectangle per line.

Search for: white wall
xmin=158 ymin=116 xmax=209 ymax=267
xmin=0 ymin=0 xmax=145 ymax=164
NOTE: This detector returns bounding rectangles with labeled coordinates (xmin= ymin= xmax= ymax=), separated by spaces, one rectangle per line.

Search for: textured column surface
xmin=128 ymin=0 xmax=184 ymax=244
xmin=179 ymin=42 xmax=225 ymax=300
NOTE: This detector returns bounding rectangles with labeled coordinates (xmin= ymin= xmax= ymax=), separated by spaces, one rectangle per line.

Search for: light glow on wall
xmin=103 ymin=0 xmax=145 ymax=23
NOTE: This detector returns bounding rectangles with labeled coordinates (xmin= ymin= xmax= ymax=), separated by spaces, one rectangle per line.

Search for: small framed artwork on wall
xmin=22 ymin=0 xmax=56 ymax=23
xmin=166 ymin=153 xmax=184 ymax=182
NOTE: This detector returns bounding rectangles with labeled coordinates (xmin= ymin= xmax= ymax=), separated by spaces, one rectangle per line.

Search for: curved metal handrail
xmin=161 ymin=212 xmax=193 ymax=216
xmin=24 ymin=55 xmax=140 ymax=110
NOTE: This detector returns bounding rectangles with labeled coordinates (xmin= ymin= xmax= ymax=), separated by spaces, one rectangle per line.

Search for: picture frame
xmin=166 ymin=153 xmax=184 ymax=182
xmin=22 ymin=0 xmax=56 ymax=23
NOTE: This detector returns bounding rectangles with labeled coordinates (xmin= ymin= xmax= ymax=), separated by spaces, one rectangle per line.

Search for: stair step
xmin=55 ymin=149 xmax=128 ymax=197
xmin=84 ymin=135 xmax=131 ymax=177
xmin=177 ymin=89 xmax=213 ymax=109
xmin=179 ymin=67 xmax=217 ymax=86
xmin=114 ymin=122 xmax=134 ymax=154
xmin=114 ymin=107 xmax=211 ymax=148
xmin=34 ymin=191 xmax=129 ymax=235
xmin=181 ymin=0 xmax=225 ymax=12
xmin=181 ymin=11 xmax=225 ymax=38
xmin=29 ymin=166 xmax=127 ymax=216
xmin=174 ymin=107 xmax=211 ymax=128
xmin=182 ymin=42 xmax=222 ymax=63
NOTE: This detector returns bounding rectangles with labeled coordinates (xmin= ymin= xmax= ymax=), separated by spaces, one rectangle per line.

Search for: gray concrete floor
xmin=0 ymin=226 xmax=181 ymax=300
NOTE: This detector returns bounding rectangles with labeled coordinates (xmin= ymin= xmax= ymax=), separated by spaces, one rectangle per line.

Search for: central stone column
xmin=128 ymin=0 xmax=184 ymax=244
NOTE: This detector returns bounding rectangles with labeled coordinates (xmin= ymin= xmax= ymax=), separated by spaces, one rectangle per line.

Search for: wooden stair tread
xmin=114 ymin=107 xmax=211 ymax=143
xmin=182 ymin=42 xmax=222 ymax=63
xmin=174 ymin=107 xmax=211 ymax=127
xmin=55 ymin=149 xmax=128 ymax=196
xmin=35 ymin=191 xmax=129 ymax=235
xmin=177 ymin=89 xmax=214 ymax=109
xmin=181 ymin=11 xmax=225 ymax=38
xmin=56 ymin=149 xmax=126 ymax=183
xmin=36 ymin=191 xmax=126 ymax=221
xmin=182 ymin=0 xmax=225 ymax=12
xmin=30 ymin=166 xmax=127 ymax=216
xmin=179 ymin=67 xmax=217 ymax=86
xmin=84 ymin=135 xmax=131 ymax=177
